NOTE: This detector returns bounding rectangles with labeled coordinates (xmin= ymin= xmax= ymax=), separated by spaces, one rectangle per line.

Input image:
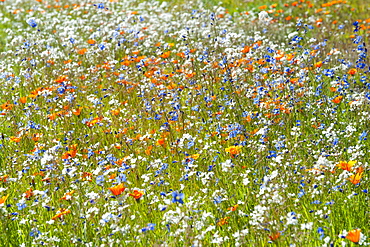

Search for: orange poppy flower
xmin=111 ymin=109 xmax=120 ymax=116
xmin=346 ymin=229 xmax=361 ymax=244
xmin=336 ymin=160 xmax=356 ymax=172
xmin=55 ymin=75 xmax=68 ymax=83
xmin=225 ymin=145 xmax=242 ymax=157
xmin=160 ymin=51 xmax=171 ymax=59
xmin=129 ymin=190 xmax=144 ymax=200
xmin=314 ymin=61 xmax=323 ymax=68
xmin=156 ymin=138 xmax=166 ymax=146
xmin=60 ymin=190 xmax=75 ymax=201
xmin=269 ymin=232 xmax=280 ymax=241
xmin=72 ymin=107 xmax=82 ymax=116
xmin=144 ymin=145 xmax=153 ymax=155
xmin=228 ymin=204 xmax=239 ymax=211
xmin=77 ymin=48 xmax=87 ymax=55
xmin=348 ymin=68 xmax=357 ymax=75
xmin=349 ymin=172 xmax=363 ymax=185
xmin=241 ymin=46 xmax=251 ymax=53
xmin=190 ymin=154 xmax=200 ymax=160
xmin=10 ymin=136 xmax=21 ymax=143
xmin=0 ymin=195 xmax=9 ymax=204
xmin=1 ymin=102 xmax=13 ymax=110
xmin=216 ymin=216 xmax=230 ymax=226
xmin=52 ymin=208 xmax=71 ymax=220
xmin=61 ymin=149 xmax=77 ymax=159
xmin=332 ymin=96 xmax=343 ymax=104
xmin=19 ymin=96 xmax=27 ymax=104
xmin=108 ymin=183 xmax=125 ymax=196
xmin=0 ymin=175 xmax=9 ymax=182
xmin=24 ymin=188 xmax=33 ymax=199
xmin=32 ymin=133 xmax=43 ymax=141
xmin=47 ymin=113 xmax=57 ymax=121
xmin=86 ymin=117 xmax=102 ymax=127
xmin=354 ymin=166 xmax=364 ymax=174
xmin=82 ymin=172 xmax=93 ymax=181
xmin=87 ymin=39 xmax=96 ymax=45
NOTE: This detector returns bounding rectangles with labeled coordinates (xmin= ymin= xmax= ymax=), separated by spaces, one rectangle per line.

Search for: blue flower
xmin=16 ymin=203 xmax=27 ymax=211
xmin=359 ymin=131 xmax=367 ymax=141
xmin=27 ymin=18 xmax=37 ymax=28
xmin=30 ymin=229 xmax=41 ymax=238
xmin=317 ymin=227 xmax=325 ymax=239
xmin=116 ymin=174 xmax=126 ymax=183
xmin=96 ymin=3 xmax=105 ymax=9
xmin=213 ymin=196 xmax=223 ymax=204
xmin=142 ymin=223 xmax=155 ymax=232
xmin=332 ymin=138 xmax=339 ymax=146
xmin=96 ymin=175 xmax=105 ymax=186
xmin=171 ymin=191 xmax=184 ymax=204
xmin=98 ymin=44 xmax=105 ymax=50
xmin=298 ymin=190 xmax=305 ymax=198
xmin=353 ymin=35 xmax=362 ymax=44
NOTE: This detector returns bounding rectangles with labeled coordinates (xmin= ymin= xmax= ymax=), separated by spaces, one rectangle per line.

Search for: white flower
xmin=301 ymin=222 xmax=313 ymax=230
xmin=242 ymin=176 xmax=250 ymax=186
xmin=288 ymin=32 xmax=299 ymax=39
xmin=258 ymin=11 xmax=271 ymax=24
xmin=211 ymin=231 xmax=224 ymax=244
xmin=359 ymin=232 xmax=367 ymax=245
xmin=46 ymin=220 xmax=55 ymax=224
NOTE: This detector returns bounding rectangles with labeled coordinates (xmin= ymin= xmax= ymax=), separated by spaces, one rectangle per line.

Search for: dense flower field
xmin=0 ymin=0 xmax=369 ymax=246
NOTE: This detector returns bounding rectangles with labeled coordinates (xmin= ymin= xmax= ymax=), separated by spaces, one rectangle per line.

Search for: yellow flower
xmin=190 ymin=154 xmax=200 ymax=160
xmin=225 ymin=146 xmax=242 ymax=154
xmin=225 ymin=145 xmax=242 ymax=157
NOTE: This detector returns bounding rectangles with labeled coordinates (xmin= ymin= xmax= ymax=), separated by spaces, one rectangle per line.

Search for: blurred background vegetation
xmin=0 ymin=0 xmax=368 ymax=53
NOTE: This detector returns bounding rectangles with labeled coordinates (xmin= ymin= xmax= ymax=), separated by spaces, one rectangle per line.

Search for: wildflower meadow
xmin=0 ymin=0 xmax=369 ymax=246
